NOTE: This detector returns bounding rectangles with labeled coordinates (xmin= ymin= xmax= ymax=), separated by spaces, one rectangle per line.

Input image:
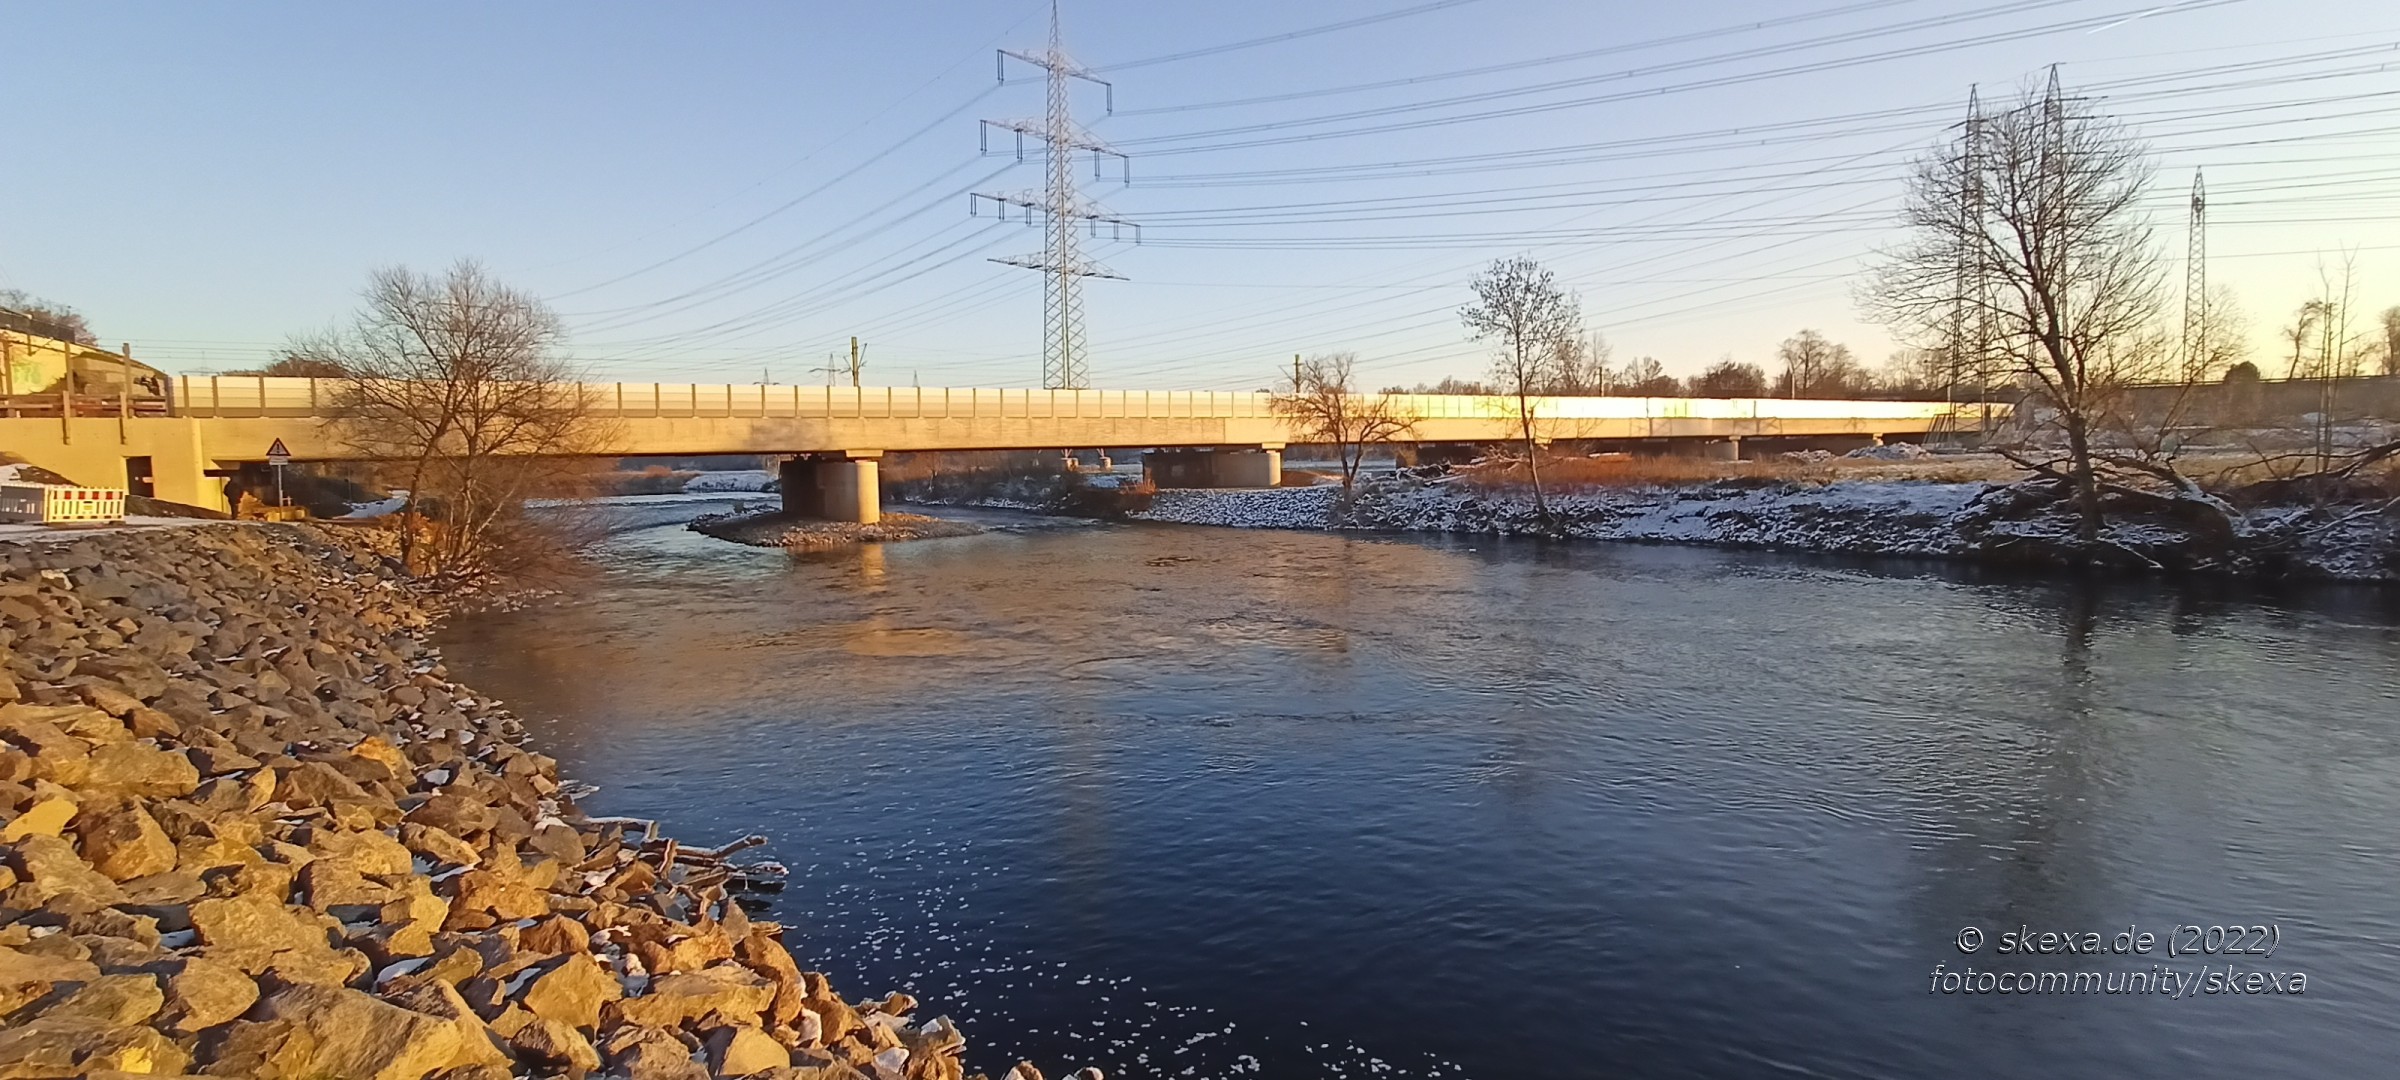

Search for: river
xmin=440 ymin=500 xmax=2400 ymax=1080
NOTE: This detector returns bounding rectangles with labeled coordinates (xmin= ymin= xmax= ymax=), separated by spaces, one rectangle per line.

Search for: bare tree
xmin=1879 ymin=348 xmax=1944 ymax=399
xmin=2304 ymin=254 xmax=2369 ymax=379
xmin=1690 ymin=358 xmax=1768 ymax=398
xmin=2281 ymin=301 xmax=2322 ymax=379
xmin=1384 ymin=375 xmax=1492 ymax=395
xmin=1865 ymin=74 xmax=2165 ymax=544
xmin=1612 ymin=356 xmax=1681 ymax=396
xmin=2293 ymin=253 xmax=2375 ymax=461
xmin=1271 ymin=353 xmax=1419 ymax=494
xmin=1462 ymin=256 xmax=1582 ymax=519
xmin=2186 ymin=283 xmax=2251 ymax=381
xmin=1773 ymin=330 xmax=1866 ymax=398
xmin=2380 ymin=304 xmax=2400 ymax=375
xmin=1541 ymin=330 xmax=1612 ymax=394
xmin=301 ymin=261 xmax=603 ymax=578
xmin=226 ymin=349 xmax=349 ymax=379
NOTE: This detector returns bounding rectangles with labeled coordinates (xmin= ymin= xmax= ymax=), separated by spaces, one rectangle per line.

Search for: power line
xmin=1120 ymin=0 xmax=2242 ymax=153
xmin=541 ymin=7 xmax=2399 ymax=386
xmin=519 ymin=8 xmax=1038 ymax=279
xmin=1094 ymin=0 xmax=1486 ymax=73
xmin=565 ymin=158 xmax=1013 ymax=330
xmin=1120 ymin=0 xmax=1928 ymax=116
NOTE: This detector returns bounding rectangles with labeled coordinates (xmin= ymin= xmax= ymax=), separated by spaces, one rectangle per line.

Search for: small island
xmin=689 ymin=508 xmax=985 ymax=550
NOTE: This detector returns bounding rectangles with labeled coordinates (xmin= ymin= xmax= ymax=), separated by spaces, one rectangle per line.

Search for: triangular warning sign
xmin=266 ymin=438 xmax=291 ymax=462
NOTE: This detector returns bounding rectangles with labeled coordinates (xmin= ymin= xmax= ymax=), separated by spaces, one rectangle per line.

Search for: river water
xmin=441 ymin=500 xmax=2400 ymax=1080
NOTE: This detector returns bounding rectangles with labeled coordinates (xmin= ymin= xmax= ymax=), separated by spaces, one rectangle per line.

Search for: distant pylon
xmin=972 ymin=0 xmax=1136 ymax=390
xmin=1949 ymin=85 xmax=1984 ymax=399
xmin=2183 ymin=168 xmax=2208 ymax=376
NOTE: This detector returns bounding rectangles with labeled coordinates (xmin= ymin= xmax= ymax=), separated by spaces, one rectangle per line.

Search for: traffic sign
xmin=265 ymin=438 xmax=291 ymax=466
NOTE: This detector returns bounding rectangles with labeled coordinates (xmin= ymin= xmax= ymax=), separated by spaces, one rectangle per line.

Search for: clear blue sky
xmin=7 ymin=1 xmax=2398 ymax=389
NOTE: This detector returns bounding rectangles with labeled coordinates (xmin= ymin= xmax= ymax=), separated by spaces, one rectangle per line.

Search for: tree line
xmin=1380 ymin=327 xmax=1899 ymax=402
xmin=1384 ymin=303 xmax=2400 ymax=403
xmin=1305 ymin=71 xmax=2400 ymax=548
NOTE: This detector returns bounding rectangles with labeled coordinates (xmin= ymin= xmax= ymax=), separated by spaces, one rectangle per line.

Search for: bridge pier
xmin=776 ymin=451 xmax=882 ymax=523
xmin=1141 ymin=445 xmax=1282 ymax=489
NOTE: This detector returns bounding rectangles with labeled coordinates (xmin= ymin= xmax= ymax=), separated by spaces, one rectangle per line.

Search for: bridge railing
xmin=1386 ymin=395 xmax=2003 ymax=422
xmin=166 ymin=376 xmax=2007 ymax=428
xmin=167 ymin=377 xmax=1288 ymax=420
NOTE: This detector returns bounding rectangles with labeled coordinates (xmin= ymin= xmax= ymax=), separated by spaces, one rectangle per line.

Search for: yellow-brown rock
xmin=73 ymin=798 xmax=178 ymax=881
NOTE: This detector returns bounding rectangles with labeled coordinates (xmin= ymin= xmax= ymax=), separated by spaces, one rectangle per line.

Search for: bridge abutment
xmin=0 ymin=417 xmax=227 ymax=512
xmin=777 ymin=452 xmax=882 ymax=524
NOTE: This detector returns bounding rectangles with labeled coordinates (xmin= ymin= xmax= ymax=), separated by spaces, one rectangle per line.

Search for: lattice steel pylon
xmin=2182 ymin=168 xmax=2208 ymax=376
xmin=1949 ymin=85 xmax=1986 ymax=402
xmin=972 ymin=0 xmax=1136 ymax=390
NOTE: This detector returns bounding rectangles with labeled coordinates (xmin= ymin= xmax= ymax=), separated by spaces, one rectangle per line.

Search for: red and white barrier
xmin=0 ymin=483 xmax=127 ymax=525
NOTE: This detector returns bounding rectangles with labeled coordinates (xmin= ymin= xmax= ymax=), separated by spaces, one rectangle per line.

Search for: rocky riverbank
xmin=1128 ymin=477 xmax=2398 ymax=583
xmin=0 ymin=524 xmax=1075 ymax=1080
xmin=688 ymin=511 xmax=985 ymax=551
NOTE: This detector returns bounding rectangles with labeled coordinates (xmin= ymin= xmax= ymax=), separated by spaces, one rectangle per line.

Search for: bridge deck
xmin=2 ymin=376 xmax=2008 ymax=510
xmin=156 ymin=376 xmax=2001 ymax=457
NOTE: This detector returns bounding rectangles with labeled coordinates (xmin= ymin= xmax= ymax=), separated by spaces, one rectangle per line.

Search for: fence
xmin=0 ymin=391 xmax=175 ymax=419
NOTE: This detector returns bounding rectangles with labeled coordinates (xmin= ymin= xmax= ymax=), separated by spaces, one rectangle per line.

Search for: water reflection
xmin=444 ymin=509 xmax=2400 ymax=1080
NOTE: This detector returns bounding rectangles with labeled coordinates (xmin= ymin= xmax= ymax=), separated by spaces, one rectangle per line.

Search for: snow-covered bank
xmin=1133 ymin=481 xmax=1979 ymax=556
xmin=341 ymin=491 xmax=409 ymax=518
xmin=1137 ymin=486 xmax=1342 ymax=529
xmin=1129 ymin=478 xmax=2397 ymax=583
xmin=680 ymin=468 xmax=774 ymax=493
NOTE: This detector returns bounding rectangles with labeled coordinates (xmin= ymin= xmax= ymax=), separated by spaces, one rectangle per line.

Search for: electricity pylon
xmin=2182 ymin=169 xmax=2208 ymax=376
xmin=972 ymin=0 xmax=1136 ymax=390
xmin=1949 ymin=85 xmax=1986 ymax=402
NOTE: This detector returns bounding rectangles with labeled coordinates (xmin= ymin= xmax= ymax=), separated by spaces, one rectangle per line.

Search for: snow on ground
xmin=1844 ymin=443 xmax=1935 ymax=460
xmin=680 ymin=469 xmax=773 ymax=493
xmin=923 ymin=496 xmax=1050 ymax=511
xmin=341 ymin=493 xmax=409 ymax=519
xmin=1129 ymin=477 xmax=2394 ymax=582
xmin=1343 ymin=479 xmax=1985 ymax=557
xmin=1133 ymin=480 xmax=1978 ymax=556
xmin=1136 ymin=486 xmax=1341 ymax=529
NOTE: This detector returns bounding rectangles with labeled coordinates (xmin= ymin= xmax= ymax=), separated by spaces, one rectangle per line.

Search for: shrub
xmin=1052 ymin=476 xmax=1154 ymax=519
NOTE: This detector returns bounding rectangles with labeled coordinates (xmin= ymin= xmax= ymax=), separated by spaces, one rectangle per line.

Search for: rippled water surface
xmin=441 ymin=502 xmax=2400 ymax=1080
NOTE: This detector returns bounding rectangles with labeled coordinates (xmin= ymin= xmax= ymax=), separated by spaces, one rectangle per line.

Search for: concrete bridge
xmin=2 ymin=375 xmax=2005 ymax=521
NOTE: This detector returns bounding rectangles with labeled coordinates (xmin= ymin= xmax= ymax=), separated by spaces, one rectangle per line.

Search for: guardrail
xmin=1 ymin=392 xmax=173 ymax=419
xmin=163 ymin=375 xmax=2003 ymax=426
